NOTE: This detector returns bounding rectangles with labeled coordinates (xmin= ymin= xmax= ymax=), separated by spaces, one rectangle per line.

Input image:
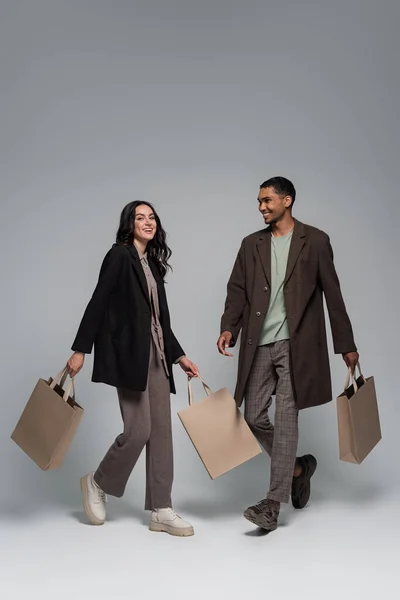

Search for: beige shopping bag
xmin=336 ymin=364 xmax=381 ymax=464
xmin=11 ymin=367 xmax=83 ymax=470
xmin=178 ymin=376 xmax=262 ymax=479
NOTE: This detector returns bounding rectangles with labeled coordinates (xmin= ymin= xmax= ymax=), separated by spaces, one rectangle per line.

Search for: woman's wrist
xmin=174 ymin=355 xmax=186 ymax=365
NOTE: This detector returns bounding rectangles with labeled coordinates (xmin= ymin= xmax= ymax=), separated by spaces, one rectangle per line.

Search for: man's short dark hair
xmin=260 ymin=176 xmax=296 ymax=206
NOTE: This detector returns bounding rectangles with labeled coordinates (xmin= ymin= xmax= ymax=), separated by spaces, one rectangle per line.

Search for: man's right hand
xmin=67 ymin=352 xmax=85 ymax=377
xmin=217 ymin=331 xmax=234 ymax=357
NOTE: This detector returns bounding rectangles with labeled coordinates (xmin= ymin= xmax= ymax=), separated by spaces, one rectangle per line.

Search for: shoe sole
xmin=291 ymin=454 xmax=317 ymax=510
xmin=80 ymin=476 xmax=105 ymax=526
xmin=149 ymin=521 xmax=194 ymax=537
xmin=243 ymin=509 xmax=278 ymax=532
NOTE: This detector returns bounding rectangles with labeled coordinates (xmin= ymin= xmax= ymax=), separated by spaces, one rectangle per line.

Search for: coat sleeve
xmin=170 ymin=330 xmax=185 ymax=364
xmin=220 ymin=240 xmax=247 ymax=346
xmin=318 ymin=234 xmax=357 ymax=354
xmin=71 ymin=246 xmax=126 ymax=354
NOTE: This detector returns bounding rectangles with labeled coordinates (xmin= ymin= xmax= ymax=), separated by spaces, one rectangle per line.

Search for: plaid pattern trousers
xmin=244 ymin=340 xmax=298 ymax=503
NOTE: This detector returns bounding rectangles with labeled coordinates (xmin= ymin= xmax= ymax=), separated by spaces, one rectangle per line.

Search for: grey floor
xmin=1 ymin=480 xmax=398 ymax=600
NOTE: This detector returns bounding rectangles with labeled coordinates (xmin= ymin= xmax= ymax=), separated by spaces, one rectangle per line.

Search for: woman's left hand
xmin=178 ymin=357 xmax=199 ymax=380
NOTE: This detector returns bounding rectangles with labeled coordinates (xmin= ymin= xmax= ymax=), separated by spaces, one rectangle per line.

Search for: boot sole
xmin=80 ymin=476 xmax=105 ymax=526
xmin=243 ymin=509 xmax=278 ymax=532
xmin=149 ymin=521 xmax=194 ymax=537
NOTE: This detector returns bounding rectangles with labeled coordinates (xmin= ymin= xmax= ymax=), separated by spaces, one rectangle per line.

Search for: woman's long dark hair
xmin=116 ymin=201 xmax=172 ymax=278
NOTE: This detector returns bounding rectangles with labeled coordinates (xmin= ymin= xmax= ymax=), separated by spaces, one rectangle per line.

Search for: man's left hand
xmin=178 ymin=357 xmax=199 ymax=380
xmin=342 ymin=351 xmax=359 ymax=373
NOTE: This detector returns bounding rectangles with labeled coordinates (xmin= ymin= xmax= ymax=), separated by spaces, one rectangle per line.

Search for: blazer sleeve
xmin=318 ymin=234 xmax=357 ymax=354
xmin=71 ymin=246 xmax=126 ymax=354
xmin=220 ymin=240 xmax=247 ymax=346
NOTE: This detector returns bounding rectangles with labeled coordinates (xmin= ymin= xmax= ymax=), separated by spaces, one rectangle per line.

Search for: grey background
xmin=1 ymin=0 xmax=399 ymax=519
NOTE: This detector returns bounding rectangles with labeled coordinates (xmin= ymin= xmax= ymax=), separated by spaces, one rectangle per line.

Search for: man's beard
xmin=265 ymin=215 xmax=277 ymax=226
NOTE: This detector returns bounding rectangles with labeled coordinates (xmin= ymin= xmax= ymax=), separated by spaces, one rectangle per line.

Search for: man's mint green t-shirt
xmin=258 ymin=231 xmax=293 ymax=346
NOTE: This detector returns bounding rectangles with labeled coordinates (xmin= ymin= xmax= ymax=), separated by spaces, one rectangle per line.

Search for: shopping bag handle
xmin=49 ymin=367 xmax=75 ymax=402
xmin=187 ymin=374 xmax=213 ymax=406
xmin=49 ymin=367 xmax=69 ymax=390
xmin=343 ymin=362 xmax=366 ymax=393
xmin=63 ymin=377 xmax=76 ymax=402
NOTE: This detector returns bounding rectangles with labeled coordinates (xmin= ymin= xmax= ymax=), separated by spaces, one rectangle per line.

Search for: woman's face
xmin=133 ymin=204 xmax=157 ymax=245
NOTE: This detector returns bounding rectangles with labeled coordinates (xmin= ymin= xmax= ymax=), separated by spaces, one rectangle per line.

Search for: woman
xmin=66 ymin=201 xmax=198 ymax=537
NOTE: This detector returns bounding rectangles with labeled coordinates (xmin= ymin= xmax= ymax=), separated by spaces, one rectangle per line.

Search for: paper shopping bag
xmin=336 ymin=364 xmax=381 ymax=464
xmin=178 ymin=376 xmax=262 ymax=479
xmin=11 ymin=367 xmax=83 ymax=470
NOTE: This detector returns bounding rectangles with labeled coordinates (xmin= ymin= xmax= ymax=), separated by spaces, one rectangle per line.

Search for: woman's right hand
xmin=67 ymin=352 xmax=85 ymax=377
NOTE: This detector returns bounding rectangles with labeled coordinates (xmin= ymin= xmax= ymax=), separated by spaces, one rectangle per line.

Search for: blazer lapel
xmin=128 ymin=246 xmax=151 ymax=306
xmin=256 ymin=228 xmax=272 ymax=286
xmin=284 ymin=219 xmax=306 ymax=284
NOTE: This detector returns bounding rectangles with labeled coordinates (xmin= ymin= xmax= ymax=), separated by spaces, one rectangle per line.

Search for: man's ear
xmin=284 ymin=195 xmax=293 ymax=208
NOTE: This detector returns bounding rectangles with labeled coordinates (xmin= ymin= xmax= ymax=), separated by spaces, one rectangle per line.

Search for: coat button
xmin=248 ymin=339 xmax=253 ymax=345
xmin=263 ymin=286 xmax=268 ymax=291
xmin=256 ymin=311 xmax=261 ymax=317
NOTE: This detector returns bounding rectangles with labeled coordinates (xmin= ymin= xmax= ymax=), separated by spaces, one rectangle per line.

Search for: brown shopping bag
xmin=336 ymin=364 xmax=381 ymax=464
xmin=178 ymin=376 xmax=262 ymax=479
xmin=11 ymin=367 xmax=83 ymax=470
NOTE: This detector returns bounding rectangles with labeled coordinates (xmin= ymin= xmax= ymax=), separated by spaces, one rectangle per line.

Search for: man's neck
xmin=134 ymin=240 xmax=148 ymax=257
xmin=270 ymin=214 xmax=295 ymax=238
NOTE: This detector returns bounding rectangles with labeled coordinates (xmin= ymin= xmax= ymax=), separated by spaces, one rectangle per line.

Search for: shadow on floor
xmin=70 ymin=500 xmax=148 ymax=526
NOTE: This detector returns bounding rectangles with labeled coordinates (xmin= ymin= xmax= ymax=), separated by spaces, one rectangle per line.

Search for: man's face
xmin=258 ymin=186 xmax=292 ymax=225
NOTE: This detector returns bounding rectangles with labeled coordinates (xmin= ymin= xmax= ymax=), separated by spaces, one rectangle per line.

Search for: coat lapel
xmin=148 ymin=258 xmax=169 ymax=318
xmin=148 ymin=258 xmax=166 ymax=302
xmin=284 ymin=219 xmax=306 ymax=284
xmin=148 ymin=257 xmax=163 ymax=286
xmin=255 ymin=228 xmax=272 ymax=286
xmin=128 ymin=246 xmax=151 ymax=306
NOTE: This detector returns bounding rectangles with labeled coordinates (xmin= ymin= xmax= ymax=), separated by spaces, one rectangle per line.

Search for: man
xmin=217 ymin=176 xmax=359 ymax=532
